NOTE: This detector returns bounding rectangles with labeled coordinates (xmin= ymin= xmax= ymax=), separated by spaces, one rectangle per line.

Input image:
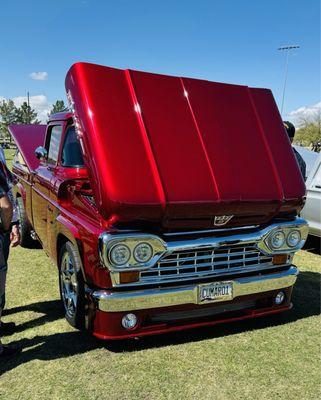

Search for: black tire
xmin=58 ymin=242 xmax=86 ymax=330
xmin=16 ymin=196 xmax=34 ymax=248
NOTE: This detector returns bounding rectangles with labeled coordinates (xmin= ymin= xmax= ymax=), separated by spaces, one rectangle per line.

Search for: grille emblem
xmin=214 ymin=215 xmax=234 ymax=226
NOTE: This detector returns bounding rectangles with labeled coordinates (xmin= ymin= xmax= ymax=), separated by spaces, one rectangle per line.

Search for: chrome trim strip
xmin=92 ymin=266 xmax=298 ymax=312
xmin=163 ymin=225 xmax=259 ymax=237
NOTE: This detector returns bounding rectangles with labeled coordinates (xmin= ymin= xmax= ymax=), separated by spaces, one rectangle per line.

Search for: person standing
xmin=0 ymin=148 xmax=21 ymax=358
xmin=283 ymin=121 xmax=307 ymax=180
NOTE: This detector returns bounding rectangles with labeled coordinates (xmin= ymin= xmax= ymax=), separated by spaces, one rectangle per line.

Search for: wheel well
xmin=56 ymin=234 xmax=85 ymax=278
xmin=57 ymin=234 xmax=69 ymax=263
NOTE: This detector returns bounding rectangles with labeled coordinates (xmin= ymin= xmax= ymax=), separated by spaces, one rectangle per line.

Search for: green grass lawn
xmin=0 ymin=246 xmax=320 ymax=400
xmin=3 ymin=148 xmax=15 ymax=169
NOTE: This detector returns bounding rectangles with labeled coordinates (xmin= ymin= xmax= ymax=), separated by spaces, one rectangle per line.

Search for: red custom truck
xmin=9 ymin=62 xmax=308 ymax=340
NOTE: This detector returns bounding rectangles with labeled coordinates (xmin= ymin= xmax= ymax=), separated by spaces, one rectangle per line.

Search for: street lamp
xmin=278 ymin=45 xmax=300 ymax=117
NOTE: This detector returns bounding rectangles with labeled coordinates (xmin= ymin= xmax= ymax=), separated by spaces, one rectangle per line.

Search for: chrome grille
xmin=140 ymin=244 xmax=274 ymax=284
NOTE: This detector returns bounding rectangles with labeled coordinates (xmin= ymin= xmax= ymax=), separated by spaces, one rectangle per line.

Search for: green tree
xmin=49 ymin=100 xmax=68 ymax=116
xmin=294 ymin=110 xmax=321 ymax=150
xmin=15 ymin=102 xmax=41 ymax=124
xmin=0 ymin=99 xmax=18 ymax=142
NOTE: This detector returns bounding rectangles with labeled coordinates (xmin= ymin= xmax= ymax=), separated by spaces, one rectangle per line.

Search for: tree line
xmin=0 ymin=99 xmax=68 ymax=142
xmin=1 ymin=97 xmax=320 ymax=152
xmin=293 ymin=111 xmax=321 ymax=152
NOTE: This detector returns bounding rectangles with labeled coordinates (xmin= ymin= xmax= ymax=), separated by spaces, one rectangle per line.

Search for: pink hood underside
xmin=8 ymin=124 xmax=46 ymax=171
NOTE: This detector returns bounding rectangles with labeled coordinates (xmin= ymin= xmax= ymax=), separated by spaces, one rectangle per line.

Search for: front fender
xmin=54 ymin=214 xmax=111 ymax=288
xmin=55 ymin=215 xmax=81 ymax=265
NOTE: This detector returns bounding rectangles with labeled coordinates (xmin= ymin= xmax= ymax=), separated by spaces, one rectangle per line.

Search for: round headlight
xmin=110 ymin=244 xmax=131 ymax=266
xmin=269 ymin=230 xmax=286 ymax=249
xmin=133 ymin=242 xmax=153 ymax=263
xmin=287 ymin=230 xmax=301 ymax=247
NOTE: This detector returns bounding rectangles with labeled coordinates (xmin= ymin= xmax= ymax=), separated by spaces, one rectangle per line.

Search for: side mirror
xmin=35 ymin=146 xmax=48 ymax=161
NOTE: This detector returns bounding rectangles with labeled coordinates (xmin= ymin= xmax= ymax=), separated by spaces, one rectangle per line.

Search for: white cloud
xmin=29 ymin=71 xmax=48 ymax=81
xmin=0 ymin=95 xmax=51 ymax=123
xmin=287 ymin=101 xmax=321 ymax=125
xmin=14 ymin=95 xmax=51 ymax=122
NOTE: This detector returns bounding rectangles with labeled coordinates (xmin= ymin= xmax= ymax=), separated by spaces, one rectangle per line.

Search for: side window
xmin=61 ymin=126 xmax=84 ymax=167
xmin=47 ymin=125 xmax=63 ymax=164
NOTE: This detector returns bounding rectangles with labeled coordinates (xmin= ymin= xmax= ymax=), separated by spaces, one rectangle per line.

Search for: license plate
xmin=199 ymin=282 xmax=233 ymax=303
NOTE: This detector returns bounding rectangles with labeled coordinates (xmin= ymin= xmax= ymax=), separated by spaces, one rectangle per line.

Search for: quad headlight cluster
xmin=99 ymin=233 xmax=166 ymax=271
xmin=110 ymin=242 xmax=154 ymax=266
xmin=263 ymin=224 xmax=308 ymax=253
xmin=269 ymin=229 xmax=301 ymax=249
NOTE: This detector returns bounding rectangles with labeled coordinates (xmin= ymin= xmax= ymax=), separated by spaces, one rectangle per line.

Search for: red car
xmin=9 ymin=62 xmax=308 ymax=340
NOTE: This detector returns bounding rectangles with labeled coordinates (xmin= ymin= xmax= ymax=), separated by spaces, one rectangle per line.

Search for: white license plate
xmin=199 ymin=282 xmax=233 ymax=303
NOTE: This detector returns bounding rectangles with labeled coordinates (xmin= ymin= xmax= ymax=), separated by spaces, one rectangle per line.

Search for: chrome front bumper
xmin=92 ymin=266 xmax=298 ymax=312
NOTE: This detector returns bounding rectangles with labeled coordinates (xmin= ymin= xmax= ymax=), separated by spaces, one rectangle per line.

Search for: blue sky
xmin=0 ymin=0 xmax=320 ymax=121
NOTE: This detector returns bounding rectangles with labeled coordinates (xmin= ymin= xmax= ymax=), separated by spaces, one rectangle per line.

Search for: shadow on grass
xmin=0 ymin=271 xmax=320 ymax=375
xmin=2 ymin=300 xmax=63 ymax=333
xmin=0 ymin=331 xmax=102 ymax=376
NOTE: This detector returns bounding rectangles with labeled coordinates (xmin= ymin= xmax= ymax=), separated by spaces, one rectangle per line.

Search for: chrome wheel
xmin=60 ymin=251 xmax=78 ymax=318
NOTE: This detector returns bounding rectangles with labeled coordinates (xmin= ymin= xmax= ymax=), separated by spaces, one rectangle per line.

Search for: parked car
xmin=301 ymin=152 xmax=321 ymax=237
xmin=293 ymin=145 xmax=318 ymax=179
xmin=9 ymin=62 xmax=308 ymax=340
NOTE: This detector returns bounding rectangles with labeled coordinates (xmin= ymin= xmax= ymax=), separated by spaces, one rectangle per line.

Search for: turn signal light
xmin=272 ymin=254 xmax=288 ymax=265
xmin=119 ymin=271 xmax=140 ymax=284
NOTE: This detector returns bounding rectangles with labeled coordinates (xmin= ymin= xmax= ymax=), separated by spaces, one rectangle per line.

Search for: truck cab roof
xmin=48 ymin=111 xmax=73 ymax=122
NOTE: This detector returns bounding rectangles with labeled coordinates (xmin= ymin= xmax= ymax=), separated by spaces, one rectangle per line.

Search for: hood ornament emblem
xmin=214 ymin=215 xmax=234 ymax=226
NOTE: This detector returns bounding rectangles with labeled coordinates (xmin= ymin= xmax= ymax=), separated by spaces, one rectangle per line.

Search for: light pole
xmin=278 ymin=45 xmax=300 ymax=117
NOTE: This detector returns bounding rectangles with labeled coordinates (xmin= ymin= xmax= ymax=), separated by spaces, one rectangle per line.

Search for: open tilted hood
xmin=65 ymin=62 xmax=305 ymax=229
xmin=8 ymin=124 xmax=46 ymax=171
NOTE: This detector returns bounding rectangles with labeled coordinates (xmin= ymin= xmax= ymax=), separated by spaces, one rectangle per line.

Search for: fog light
xmin=275 ymin=291 xmax=285 ymax=305
xmin=121 ymin=313 xmax=138 ymax=330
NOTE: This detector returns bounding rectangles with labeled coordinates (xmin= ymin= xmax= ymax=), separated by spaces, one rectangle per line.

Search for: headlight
xmin=109 ymin=244 xmax=131 ymax=266
xmin=269 ymin=230 xmax=286 ymax=249
xmin=259 ymin=219 xmax=309 ymax=254
xmin=287 ymin=230 xmax=301 ymax=247
xmin=133 ymin=242 xmax=153 ymax=263
xmin=100 ymin=233 xmax=167 ymax=271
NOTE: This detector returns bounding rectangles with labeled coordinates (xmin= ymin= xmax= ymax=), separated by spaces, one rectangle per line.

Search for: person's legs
xmin=3 ymin=232 xmax=10 ymax=264
xmin=0 ymin=233 xmax=20 ymax=358
xmin=0 ymin=234 xmax=7 ymax=353
xmin=0 ymin=231 xmax=15 ymax=334
xmin=0 ymin=232 xmax=15 ymax=334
